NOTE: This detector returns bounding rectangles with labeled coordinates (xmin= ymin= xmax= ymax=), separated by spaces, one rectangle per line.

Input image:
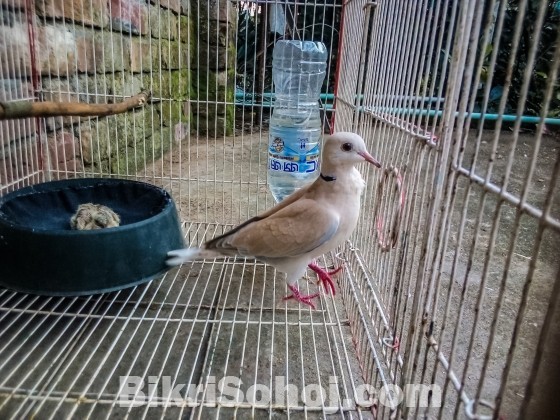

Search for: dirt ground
xmin=427 ymin=129 xmax=560 ymax=419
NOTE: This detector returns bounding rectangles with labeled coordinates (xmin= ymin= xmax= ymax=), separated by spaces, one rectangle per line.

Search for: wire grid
xmin=335 ymin=0 xmax=560 ymax=418
xmin=1 ymin=0 xmax=382 ymax=418
xmin=34 ymin=0 xmax=190 ymax=188
xmin=0 ymin=222 xmax=383 ymax=418
xmin=1 ymin=0 xmax=560 ymax=419
xmin=0 ymin=0 xmax=43 ymax=193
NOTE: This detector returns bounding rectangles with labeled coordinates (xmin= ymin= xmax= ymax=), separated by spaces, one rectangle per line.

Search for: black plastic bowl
xmin=0 ymin=178 xmax=184 ymax=295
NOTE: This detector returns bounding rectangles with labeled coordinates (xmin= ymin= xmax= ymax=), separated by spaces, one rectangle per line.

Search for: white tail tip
xmin=166 ymin=248 xmax=223 ymax=266
xmin=166 ymin=248 xmax=201 ymax=266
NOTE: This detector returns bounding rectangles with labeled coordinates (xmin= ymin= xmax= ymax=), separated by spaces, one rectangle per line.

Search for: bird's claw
xmin=307 ymin=261 xmax=344 ymax=296
xmin=283 ymin=284 xmax=320 ymax=309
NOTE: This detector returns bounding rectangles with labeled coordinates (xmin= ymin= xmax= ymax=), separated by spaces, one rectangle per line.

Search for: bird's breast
xmin=308 ymin=170 xmax=365 ymax=258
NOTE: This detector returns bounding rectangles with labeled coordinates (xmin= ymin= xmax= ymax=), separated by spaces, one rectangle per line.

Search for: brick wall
xmin=0 ymin=1 xmax=39 ymax=189
xmin=0 ymin=0 xmax=236 ymax=187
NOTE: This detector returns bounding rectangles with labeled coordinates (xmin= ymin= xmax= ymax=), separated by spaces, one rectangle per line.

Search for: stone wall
xmin=191 ymin=0 xmax=236 ymax=137
xmin=0 ymin=0 xmax=236 ymax=187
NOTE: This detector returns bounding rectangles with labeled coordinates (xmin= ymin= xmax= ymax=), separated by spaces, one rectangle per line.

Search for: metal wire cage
xmin=1 ymin=0 xmax=559 ymax=418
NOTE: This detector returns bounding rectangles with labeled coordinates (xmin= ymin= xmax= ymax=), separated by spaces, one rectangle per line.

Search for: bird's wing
xmin=205 ymin=198 xmax=340 ymax=259
xmin=256 ymin=182 xmax=311 ymax=219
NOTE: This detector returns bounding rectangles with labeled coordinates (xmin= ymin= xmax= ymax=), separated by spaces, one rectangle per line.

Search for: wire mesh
xmin=0 ymin=0 xmax=42 ymax=193
xmin=333 ymin=0 xmax=560 ymax=418
xmin=1 ymin=0 xmax=560 ymax=418
xmin=0 ymin=226 xmax=378 ymax=418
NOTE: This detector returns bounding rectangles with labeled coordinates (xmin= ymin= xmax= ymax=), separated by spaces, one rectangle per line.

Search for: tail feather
xmin=166 ymin=247 xmax=223 ymax=266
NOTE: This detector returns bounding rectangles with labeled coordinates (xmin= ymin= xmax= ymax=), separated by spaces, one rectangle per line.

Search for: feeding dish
xmin=0 ymin=178 xmax=184 ymax=295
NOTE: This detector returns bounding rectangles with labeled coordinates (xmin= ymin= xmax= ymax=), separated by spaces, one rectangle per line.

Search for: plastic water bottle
xmin=268 ymin=40 xmax=328 ymax=202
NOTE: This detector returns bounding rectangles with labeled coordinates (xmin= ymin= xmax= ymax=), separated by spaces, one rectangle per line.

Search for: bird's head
xmin=322 ymin=132 xmax=381 ymax=169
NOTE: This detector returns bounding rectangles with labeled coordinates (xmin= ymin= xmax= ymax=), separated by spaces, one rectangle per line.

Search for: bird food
xmin=70 ymin=203 xmax=121 ymax=230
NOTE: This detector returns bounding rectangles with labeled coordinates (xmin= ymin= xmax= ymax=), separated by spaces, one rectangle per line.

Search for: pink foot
xmin=307 ymin=261 xmax=343 ymax=296
xmin=283 ymin=284 xmax=320 ymax=309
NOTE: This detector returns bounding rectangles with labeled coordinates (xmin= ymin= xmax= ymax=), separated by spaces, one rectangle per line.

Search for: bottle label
xmin=268 ymin=135 xmax=319 ymax=174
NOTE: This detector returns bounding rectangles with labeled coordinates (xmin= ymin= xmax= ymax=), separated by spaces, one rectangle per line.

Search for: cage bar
xmin=1 ymin=0 xmax=559 ymax=418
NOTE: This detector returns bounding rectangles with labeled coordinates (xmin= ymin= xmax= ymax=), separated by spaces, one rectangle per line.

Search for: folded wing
xmin=206 ymin=198 xmax=340 ymax=259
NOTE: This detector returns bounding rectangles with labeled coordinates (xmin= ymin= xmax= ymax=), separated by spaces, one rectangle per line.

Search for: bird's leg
xmin=283 ymin=284 xmax=320 ymax=309
xmin=307 ymin=261 xmax=344 ymax=296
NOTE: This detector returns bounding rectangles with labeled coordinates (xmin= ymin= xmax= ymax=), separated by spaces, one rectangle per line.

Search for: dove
xmin=167 ymin=132 xmax=381 ymax=309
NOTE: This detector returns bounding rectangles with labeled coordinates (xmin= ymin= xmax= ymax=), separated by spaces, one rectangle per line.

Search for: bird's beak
xmin=358 ymin=151 xmax=382 ymax=168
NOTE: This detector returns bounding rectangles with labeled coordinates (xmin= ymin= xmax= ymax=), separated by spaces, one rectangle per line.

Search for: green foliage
xmin=235 ymin=1 xmax=560 ymax=120
xmin=236 ymin=7 xmax=258 ymax=93
xmin=475 ymin=1 xmax=560 ymax=117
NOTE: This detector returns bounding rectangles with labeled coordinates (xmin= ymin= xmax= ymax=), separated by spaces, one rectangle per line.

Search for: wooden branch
xmin=0 ymin=90 xmax=151 ymax=120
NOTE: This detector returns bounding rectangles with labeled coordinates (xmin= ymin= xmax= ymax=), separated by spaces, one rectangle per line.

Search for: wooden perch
xmin=0 ymin=90 xmax=151 ymax=120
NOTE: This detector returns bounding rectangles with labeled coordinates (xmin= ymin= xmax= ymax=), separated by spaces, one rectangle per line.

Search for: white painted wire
xmin=2 ymin=0 xmax=560 ymax=419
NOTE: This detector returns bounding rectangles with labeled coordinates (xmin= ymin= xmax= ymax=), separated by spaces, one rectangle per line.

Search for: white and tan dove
xmin=167 ymin=132 xmax=381 ymax=308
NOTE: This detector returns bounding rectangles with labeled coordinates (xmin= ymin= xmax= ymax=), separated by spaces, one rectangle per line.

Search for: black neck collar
xmin=320 ymin=173 xmax=336 ymax=182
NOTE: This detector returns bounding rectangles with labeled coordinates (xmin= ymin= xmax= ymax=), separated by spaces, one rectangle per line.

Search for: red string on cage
xmin=383 ymin=336 xmax=400 ymax=352
xmin=374 ymin=166 xmax=405 ymax=251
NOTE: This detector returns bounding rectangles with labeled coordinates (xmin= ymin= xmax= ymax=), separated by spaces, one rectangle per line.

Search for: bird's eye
xmin=341 ymin=142 xmax=353 ymax=152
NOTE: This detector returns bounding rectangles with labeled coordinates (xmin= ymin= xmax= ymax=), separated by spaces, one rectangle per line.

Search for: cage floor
xmin=0 ymin=222 xmax=381 ymax=419
xmin=3 ymin=129 xmax=558 ymax=418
